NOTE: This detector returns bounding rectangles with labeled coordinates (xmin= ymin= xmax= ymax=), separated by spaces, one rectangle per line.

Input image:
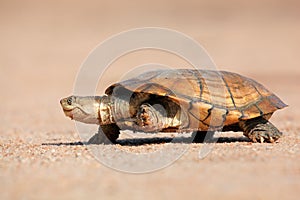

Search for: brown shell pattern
xmin=106 ymin=69 xmax=287 ymax=129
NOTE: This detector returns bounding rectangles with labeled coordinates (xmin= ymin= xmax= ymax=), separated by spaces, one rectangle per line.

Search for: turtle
xmin=60 ymin=69 xmax=287 ymax=144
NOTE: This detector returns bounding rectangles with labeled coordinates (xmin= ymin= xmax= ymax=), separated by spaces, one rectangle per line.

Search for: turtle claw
xmin=259 ymin=136 xmax=264 ymax=143
xmin=247 ymin=132 xmax=280 ymax=143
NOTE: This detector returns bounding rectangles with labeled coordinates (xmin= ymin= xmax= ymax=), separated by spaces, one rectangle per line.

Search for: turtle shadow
xmin=42 ymin=141 xmax=84 ymax=146
xmin=214 ymin=136 xmax=251 ymax=143
xmin=116 ymin=136 xmax=250 ymax=146
xmin=42 ymin=136 xmax=250 ymax=146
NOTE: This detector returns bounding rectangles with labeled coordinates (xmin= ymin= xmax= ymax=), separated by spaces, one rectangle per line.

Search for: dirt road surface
xmin=1 ymin=0 xmax=299 ymax=199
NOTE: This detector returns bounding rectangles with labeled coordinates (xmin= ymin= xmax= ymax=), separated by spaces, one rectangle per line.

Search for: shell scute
xmin=240 ymin=104 xmax=263 ymax=120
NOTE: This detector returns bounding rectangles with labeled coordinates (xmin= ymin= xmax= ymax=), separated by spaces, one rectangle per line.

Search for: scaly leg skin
xmin=136 ymin=103 xmax=166 ymax=132
xmin=192 ymin=131 xmax=215 ymax=143
xmin=88 ymin=124 xmax=120 ymax=144
xmin=239 ymin=117 xmax=282 ymax=143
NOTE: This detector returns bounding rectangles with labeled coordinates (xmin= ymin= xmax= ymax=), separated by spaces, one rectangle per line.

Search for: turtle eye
xmin=67 ymin=97 xmax=73 ymax=105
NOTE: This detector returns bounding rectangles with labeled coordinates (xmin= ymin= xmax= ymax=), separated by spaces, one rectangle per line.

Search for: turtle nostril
xmin=67 ymin=97 xmax=72 ymax=105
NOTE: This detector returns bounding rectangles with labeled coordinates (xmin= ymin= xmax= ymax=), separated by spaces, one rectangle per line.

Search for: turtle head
xmin=60 ymin=95 xmax=101 ymax=124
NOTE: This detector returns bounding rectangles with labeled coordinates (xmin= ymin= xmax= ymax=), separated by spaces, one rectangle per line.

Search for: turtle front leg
xmin=239 ymin=117 xmax=282 ymax=143
xmin=136 ymin=103 xmax=166 ymax=132
xmin=88 ymin=124 xmax=120 ymax=144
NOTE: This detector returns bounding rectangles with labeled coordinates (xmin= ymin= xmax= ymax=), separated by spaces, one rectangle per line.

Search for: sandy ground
xmin=1 ymin=0 xmax=300 ymax=199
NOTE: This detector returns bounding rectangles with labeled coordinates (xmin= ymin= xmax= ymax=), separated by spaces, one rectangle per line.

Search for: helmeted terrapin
xmin=60 ymin=69 xmax=287 ymax=143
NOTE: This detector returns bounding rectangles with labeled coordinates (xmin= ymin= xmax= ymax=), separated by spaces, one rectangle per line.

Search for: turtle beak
xmin=60 ymin=98 xmax=65 ymax=106
xmin=60 ymin=97 xmax=74 ymax=119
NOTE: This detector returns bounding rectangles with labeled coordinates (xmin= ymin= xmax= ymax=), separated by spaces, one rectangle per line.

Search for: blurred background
xmin=0 ymin=0 xmax=299 ymax=199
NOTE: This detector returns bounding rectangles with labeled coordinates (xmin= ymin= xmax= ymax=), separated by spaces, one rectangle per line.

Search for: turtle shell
xmin=105 ymin=69 xmax=287 ymax=130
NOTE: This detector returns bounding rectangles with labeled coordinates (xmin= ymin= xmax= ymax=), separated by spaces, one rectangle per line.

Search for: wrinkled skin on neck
xmin=60 ymin=95 xmax=114 ymax=125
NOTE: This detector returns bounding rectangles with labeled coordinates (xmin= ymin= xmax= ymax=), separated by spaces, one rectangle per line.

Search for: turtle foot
xmin=136 ymin=103 xmax=166 ymax=132
xmin=239 ymin=117 xmax=282 ymax=143
xmin=87 ymin=124 xmax=120 ymax=144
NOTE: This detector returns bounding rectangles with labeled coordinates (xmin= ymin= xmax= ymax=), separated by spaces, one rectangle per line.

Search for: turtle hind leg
xmin=239 ymin=117 xmax=282 ymax=143
xmin=88 ymin=124 xmax=120 ymax=144
xmin=192 ymin=131 xmax=214 ymax=143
